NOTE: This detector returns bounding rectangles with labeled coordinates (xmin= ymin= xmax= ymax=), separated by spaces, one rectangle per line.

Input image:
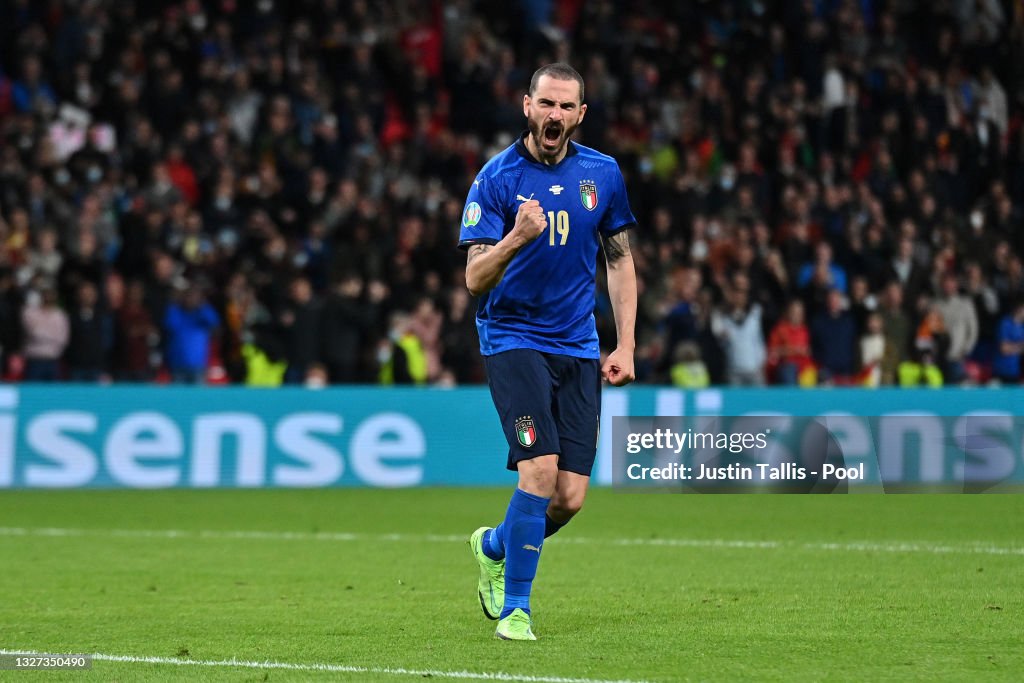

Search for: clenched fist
xmin=511 ymin=199 xmax=547 ymax=247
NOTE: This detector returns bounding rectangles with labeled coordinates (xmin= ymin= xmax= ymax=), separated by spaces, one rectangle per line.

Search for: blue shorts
xmin=484 ymin=348 xmax=601 ymax=476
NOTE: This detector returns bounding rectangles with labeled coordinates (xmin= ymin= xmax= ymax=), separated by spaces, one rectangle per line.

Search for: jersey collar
xmin=515 ymin=131 xmax=579 ymax=166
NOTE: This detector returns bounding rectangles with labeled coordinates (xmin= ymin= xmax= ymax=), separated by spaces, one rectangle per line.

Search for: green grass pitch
xmin=0 ymin=488 xmax=1021 ymax=682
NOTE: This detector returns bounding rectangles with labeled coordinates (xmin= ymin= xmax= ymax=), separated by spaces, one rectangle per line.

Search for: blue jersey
xmin=458 ymin=135 xmax=636 ymax=359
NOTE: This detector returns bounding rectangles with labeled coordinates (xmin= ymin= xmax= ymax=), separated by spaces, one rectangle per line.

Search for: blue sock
xmin=482 ymin=525 xmax=505 ymax=561
xmin=544 ymin=514 xmax=568 ymax=538
xmin=500 ymin=488 xmax=550 ymax=619
xmin=486 ymin=513 xmax=565 ymax=559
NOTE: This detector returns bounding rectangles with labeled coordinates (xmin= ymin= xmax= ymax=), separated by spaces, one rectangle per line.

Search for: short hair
xmin=528 ymin=62 xmax=585 ymax=103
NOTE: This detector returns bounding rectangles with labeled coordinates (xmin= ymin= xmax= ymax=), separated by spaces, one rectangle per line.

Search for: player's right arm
xmin=465 ymin=200 xmax=547 ymax=296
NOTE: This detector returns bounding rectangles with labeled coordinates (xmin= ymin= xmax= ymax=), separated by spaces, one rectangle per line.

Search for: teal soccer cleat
xmin=469 ymin=526 xmax=505 ymax=620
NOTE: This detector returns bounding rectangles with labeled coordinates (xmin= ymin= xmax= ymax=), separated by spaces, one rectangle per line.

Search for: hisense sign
xmin=0 ymin=388 xmax=429 ymax=488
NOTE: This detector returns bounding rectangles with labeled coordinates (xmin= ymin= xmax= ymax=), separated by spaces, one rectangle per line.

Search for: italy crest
xmin=580 ymin=182 xmax=598 ymax=211
xmin=515 ymin=416 xmax=536 ymax=448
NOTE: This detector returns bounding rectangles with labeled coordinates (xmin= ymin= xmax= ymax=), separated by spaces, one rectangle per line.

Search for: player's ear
xmin=578 ymin=102 xmax=587 ymax=125
xmin=523 ymin=94 xmax=531 ymax=117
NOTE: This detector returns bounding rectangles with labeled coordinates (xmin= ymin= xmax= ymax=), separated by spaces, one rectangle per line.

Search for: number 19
xmin=548 ymin=210 xmax=569 ymax=246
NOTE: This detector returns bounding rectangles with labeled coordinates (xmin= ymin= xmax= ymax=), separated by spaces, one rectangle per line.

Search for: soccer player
xmin=459 ymin=63 xmax=638 ymax=640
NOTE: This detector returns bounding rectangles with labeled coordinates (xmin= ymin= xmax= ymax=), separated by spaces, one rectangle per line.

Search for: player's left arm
xmin=601 ymin=229 xmax=637 ymax=386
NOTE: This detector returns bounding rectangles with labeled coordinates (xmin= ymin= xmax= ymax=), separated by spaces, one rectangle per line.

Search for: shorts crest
xmin=515 ymin=416 xmax=536 ymax=448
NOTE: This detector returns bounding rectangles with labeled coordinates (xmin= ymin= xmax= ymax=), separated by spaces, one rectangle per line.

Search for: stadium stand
xmin=0 ymin=0 xmax=1021 ymax=387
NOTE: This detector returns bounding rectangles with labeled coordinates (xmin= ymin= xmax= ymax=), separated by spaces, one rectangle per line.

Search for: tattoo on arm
xmin=467 ymin=243 xmax=491 ymax=264
xmin=602 ymin=231 xmax=631 ymax=265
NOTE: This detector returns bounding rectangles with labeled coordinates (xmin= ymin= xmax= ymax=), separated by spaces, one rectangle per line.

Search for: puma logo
xmin=522 ymin=544 xmax=542 ymax=553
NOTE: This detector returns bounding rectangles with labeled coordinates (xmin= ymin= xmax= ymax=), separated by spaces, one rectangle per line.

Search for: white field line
xmin=0 ymin=525 xmax=1022 ymax=556
xmin=0 ymin=649 xmax=649 ymax=683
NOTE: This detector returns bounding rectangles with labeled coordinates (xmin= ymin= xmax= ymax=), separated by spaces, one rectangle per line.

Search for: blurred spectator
xmin=859 ymin=313 xmax=886 ymax=388
xmin=379 ymin=311 xmax=428 ymax=386
xmin=811 ymin=290 xmax=857 ymax=384
xmin=798 ymin=242 xmax=847 ymax=295
xmin=21 ymin=287 xmax=69 ymax=382
xmin=3 ymin=206 xmax=30 ymax=268
xmin=441 ymin=287 xmax=482 ymax=384
xmin=143 ymin=162 xmax=184 ymax=213
xmin=58 ymin=230 xmax=105 ymax=308
xmin=694 ymin=287 xmax=726 ymax=385
xmin=900 ymin=308 xmax=949 ymax=387
xmin=711 ymin=277 xmax=765 ymax=386
xmin=12 ymin=55 xmax=57 ymax=115
xmin=878 ymin=282 xmax=911 ymax=385
xmin=115 ymin=279 xmax=158 ymax=382
xmin=164 ymin=144 xmax=198 ymax=207
xmin=409 ymin=296 xmax=444 ymax=382
xmin=886 ymin=237 xmax=929 ymax=309
xmin=964 ymin=261 xmax=1000 ymax=370
xmin=65 ymin=281 xmax=111 ymax=382
xmin=0 ymin=268 xmax=21 ymax=375
xmin=934 ymin=272 xmax=979 ymax=384
xmin=280 ymin=276 xmax=320 ymax=385
xmin=767 ymin=300 xmax=814 ymax=386
xmin=164 ymin=285 xmax=219 ymax=384
xmin=304 ymin=363 xmax=329 ymax=389
xmin=241 ymin=326 xmax=287 ymax=388
xmin=320 ymin=274 xmax=381 ymax=384
xmin=660 ymin=266 xmax=701 ymax=370
xmin=144 ymin=252 xmax=179 ymax=334
xmin=22 ymin=228 xmax=63 ymax=288
xmin=23 ymin=173 xmax=72 ymax=233
xmin=847 ymin=276 xmax=877 ymax=334
xmin=669 ymin=341 xmax=710 ymax=388
xmin=993 ymin=302 xmax=1024 ymax=384
xmin=0 ymin=69 xmax=12 ymax=120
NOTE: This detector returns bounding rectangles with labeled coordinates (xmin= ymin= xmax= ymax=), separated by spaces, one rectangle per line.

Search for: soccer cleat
xmin=494 ymin=608 xmax=537 ymax=641
xmin=469 ymin=526 xmax=505 ymax=620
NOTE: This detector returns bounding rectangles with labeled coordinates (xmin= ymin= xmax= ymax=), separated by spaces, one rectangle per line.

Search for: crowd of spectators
xmin=0 ymin=0 xmax=1022 ymax=387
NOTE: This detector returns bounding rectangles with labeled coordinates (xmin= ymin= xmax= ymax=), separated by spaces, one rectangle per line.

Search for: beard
xmin=528 ymin=116 xmax=578 ymax=161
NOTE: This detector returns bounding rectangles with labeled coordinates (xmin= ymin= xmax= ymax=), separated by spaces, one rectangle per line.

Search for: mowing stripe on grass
xmin=0 ymin=649 xmax=649 ymax=683
xmin=1 ymin=525 xmax=1022 ymax=556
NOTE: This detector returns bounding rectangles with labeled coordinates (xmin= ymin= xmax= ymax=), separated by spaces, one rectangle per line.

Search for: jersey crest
xmin=580 ymin=181 xmax=598 ymax=211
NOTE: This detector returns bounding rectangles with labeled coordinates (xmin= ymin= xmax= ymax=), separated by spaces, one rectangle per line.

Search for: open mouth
xmin=542 ymin=125 xmax=562 ymax=148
